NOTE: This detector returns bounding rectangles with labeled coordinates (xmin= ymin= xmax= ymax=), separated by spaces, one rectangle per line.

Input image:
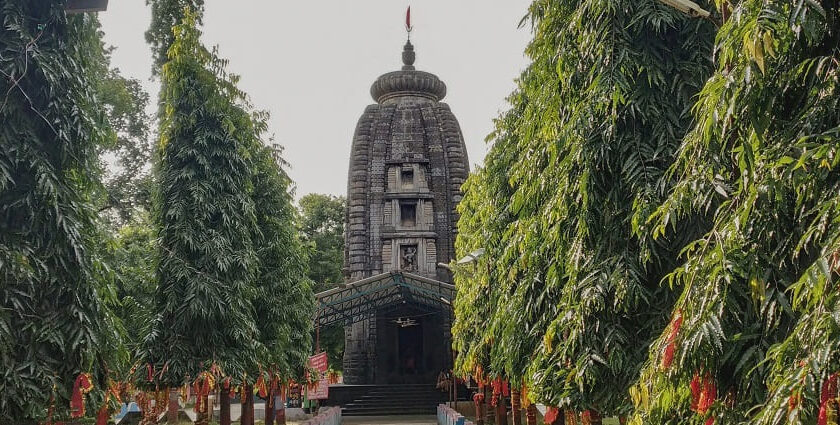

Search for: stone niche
xmin=383 ymin=198 xmax=434 ymax=232
xmin=383 ymin=238 xmax=437 ymax=275
xmin=400 ymin=244 xmax=418 ymax=271
xmin=387 ymin=164 xmax=429 ymax=192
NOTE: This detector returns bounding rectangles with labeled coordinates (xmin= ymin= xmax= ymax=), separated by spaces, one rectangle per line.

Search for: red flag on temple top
xmin=406 ymin=6 xmax=412 ymax=31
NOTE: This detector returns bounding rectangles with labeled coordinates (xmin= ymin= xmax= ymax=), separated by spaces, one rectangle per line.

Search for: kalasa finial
xmin=402 ymin=40 xmax=416 ymax=70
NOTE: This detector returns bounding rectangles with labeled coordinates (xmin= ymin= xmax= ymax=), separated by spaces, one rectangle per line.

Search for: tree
xmin=249 ymin=143 xmax=314 ymax=425
xmin=0 ymin=3 xmax=122 ymax=422
xmin=142 ymin=10 xmax=260 ymax=425
xmin=452 ymin=0 xmax=715 ymax=417
xmin=145 ymin=0 xmax=205 ymax=75
xmin=630 ymin=1 xmax=840 ymax=424
xmin=298 ymin=193 xmax=345 ymax=369
xmin=452 ymin=95 xmax=524 ymax=392
xmin=298 ymin=194 xmax=345 ymax=291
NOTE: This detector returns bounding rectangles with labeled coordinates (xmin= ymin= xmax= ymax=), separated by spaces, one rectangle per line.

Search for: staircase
xmin=341 ymin=384 xmax=456 ymax=416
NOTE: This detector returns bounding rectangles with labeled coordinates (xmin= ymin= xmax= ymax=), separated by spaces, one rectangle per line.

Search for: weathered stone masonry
xmin=342 ymin=40 xmax=469 ymax=384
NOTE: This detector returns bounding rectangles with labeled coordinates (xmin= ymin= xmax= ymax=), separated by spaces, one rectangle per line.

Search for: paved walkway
xmin=343 ymin=415 xmax=437 ymax=424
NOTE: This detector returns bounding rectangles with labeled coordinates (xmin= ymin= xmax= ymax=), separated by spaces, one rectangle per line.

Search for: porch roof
xmin=314 ymin=271 xmax=455 ymax=327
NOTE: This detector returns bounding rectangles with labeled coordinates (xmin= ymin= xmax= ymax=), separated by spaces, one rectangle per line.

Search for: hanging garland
xmin=69 ymin=374 xmax=94 ymax=418
xmin=192 ymin=371 xmax=216 ymax=415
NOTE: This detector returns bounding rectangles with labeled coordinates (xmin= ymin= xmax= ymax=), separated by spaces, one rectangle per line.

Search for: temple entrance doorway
xmin=374 ymin=304 xmax=448 ymax=385
xmin=397 ymin=317 xmax=424 ymax=377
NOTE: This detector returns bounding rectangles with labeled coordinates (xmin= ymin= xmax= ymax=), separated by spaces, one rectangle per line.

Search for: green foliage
xmin=96 ymin=63 xmax=153 ymax=224
xmin=0 ymin=2 xmax=121 ymax=420
xmin=631 ymin=0 xmax=840 ymax=423
xmin=453 ymin=0 xmax=716 ymax=415
xmin=145 ymin=0 xmax=204 ymax=76
xmin=107 ymin=215 xmax=157 ymax=364
xmin=298 ymin=193 xmax=345 ymax=292
xmin=143 ymin=9 xmax=260 ymax=386
xmin=251 ymin=143 xmax=314 ymax=380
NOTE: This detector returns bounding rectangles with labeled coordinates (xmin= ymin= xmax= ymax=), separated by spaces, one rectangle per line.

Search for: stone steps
xmin=341 ymin=384 xmax=467 ymax=416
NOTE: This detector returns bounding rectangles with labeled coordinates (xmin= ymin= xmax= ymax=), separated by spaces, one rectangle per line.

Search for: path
xmin=343 ymin=415 xmax=437 ymax=425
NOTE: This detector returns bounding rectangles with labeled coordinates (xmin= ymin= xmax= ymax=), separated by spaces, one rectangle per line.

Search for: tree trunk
xmin=475 ymin=391 xmax=485 ymax=425
xmin=240 ymin=384 xmax=254 ymax=425
xmin=265 ymin=389 xmax=275 ymax=425
xmin=195 ymin=393 xmax=210 ymax=425
xmin=219 ymin=388 xmax=231 ymax=425
xmin=485 ymin=386 xmax=492 ymax=425
xmin=510 ymin=389 xmax=522 ymax=425
xmin=495 ymin=394 xmax=508 ymax=425
xmin=453 ymin=378 xmax=458 ymax=408
xmin=275 ymin=399 xmax=287 ymax=425
xmin=525 ymin=404 xmax=537 ymax=425
xmin=167 ymin=388 xmax=179 ymax=424
xmin=584 ymin=410 xmax=602 ymax=425
xmin=248 ymin=385 xmax=256 ymax=425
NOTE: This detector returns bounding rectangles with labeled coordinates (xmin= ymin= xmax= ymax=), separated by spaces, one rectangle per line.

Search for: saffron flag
xmin=406 ymin=6 xmax=412 ymax=31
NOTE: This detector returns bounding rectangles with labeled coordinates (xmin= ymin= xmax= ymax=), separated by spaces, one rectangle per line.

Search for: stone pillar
xmin=367 ymin=311 xmax=378 ymax=383
xmin=343 ymin=320 xmax=369 ymax=384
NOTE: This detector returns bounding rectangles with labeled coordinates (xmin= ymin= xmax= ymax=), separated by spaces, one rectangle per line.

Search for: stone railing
xmin=301 ymin=406 xmax=342 ymax=425
xmin=437 ymin=403 xmax=475 ymax=425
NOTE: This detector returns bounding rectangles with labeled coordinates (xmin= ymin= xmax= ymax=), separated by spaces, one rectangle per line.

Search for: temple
xmin=339 ymin=37 xmax=470 ymax=385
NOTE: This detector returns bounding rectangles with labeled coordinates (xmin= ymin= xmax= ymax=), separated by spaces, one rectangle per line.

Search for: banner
xmin=308 ymin=352 xmax=330 ymax=400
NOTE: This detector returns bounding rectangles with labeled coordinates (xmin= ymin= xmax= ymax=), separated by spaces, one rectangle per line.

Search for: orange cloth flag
xmin=255 ymin=375 xmax=269 ymax=399
xmin=818 ymin=373 xmax=839 ymax=425
xmin=95 ymin=404 xmax=110 ymax=425
xmin=661 ymin=310 xmax=683 ymax=370
xmin=544 ymin=407 xmax=560 ymax=424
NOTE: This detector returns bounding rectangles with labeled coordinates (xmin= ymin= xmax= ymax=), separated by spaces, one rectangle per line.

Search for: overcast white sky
xmin=100 ymin=1 xmax=532 ymax=197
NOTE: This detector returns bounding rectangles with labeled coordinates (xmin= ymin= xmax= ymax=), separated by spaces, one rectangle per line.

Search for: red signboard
xmin=307 ymin=352 xmax=330 ymax=400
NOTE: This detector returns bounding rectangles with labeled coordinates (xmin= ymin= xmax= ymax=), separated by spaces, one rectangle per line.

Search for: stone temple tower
xmin=342 ymin=39 xmax=469 ymax=384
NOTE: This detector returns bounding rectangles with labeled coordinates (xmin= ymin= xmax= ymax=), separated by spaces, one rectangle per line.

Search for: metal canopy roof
xmin=314 ymin=271 xmax=455 ymax=327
